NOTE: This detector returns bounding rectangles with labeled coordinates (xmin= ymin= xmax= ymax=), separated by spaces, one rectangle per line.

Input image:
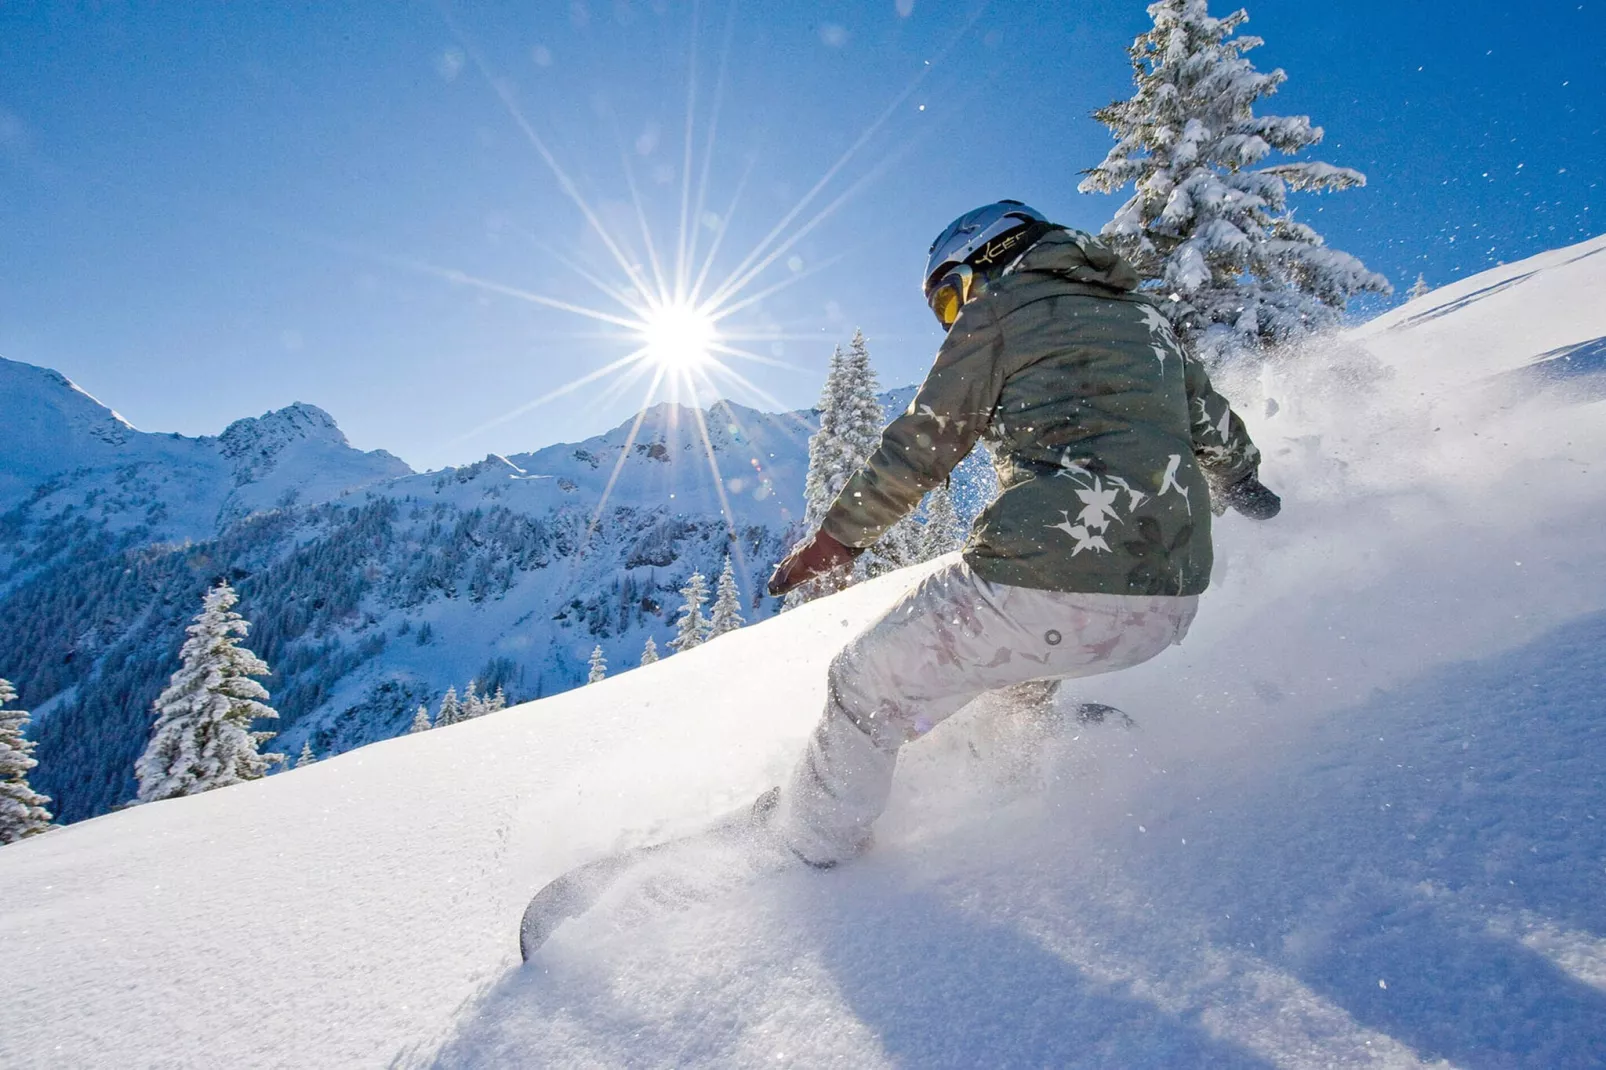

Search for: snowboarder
xmin=767 ymin=200 xmax=1280 ymax=867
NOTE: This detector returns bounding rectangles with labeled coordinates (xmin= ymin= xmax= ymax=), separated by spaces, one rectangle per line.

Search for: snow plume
xmin=1079 ymin=0 xmax=1391 ymax=363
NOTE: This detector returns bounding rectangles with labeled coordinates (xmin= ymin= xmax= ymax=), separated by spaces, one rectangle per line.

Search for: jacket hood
xmin=1011 ymin=228 xmax=1142 ymax=293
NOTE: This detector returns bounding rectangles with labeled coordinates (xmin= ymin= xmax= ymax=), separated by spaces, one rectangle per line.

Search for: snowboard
xmin=519 ymin=787 xmax=784 ymax=961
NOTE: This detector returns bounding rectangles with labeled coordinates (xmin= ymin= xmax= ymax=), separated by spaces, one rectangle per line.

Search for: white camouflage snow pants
xmin=780 ymin=559 xmax=1197 ymax=865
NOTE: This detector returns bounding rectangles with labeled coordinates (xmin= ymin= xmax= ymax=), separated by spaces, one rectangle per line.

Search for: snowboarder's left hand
xmin=767 ymin=530 xmax=862 ymax=596
xmin=1220 ymin=472 xmax=1282 ymax=520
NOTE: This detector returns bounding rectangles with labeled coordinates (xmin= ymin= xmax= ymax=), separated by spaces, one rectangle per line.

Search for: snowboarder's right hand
xmin=1220 ymin=472 xmax=1282 ymax=520
xmin=767 ymin=530 xmax=862 ymax=596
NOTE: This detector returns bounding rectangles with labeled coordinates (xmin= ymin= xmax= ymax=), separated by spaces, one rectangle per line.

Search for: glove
xmin=767 ymin=529 xmax=863 ymax=596
xmin=1219 ymin=472 xmax=1281 ymax=520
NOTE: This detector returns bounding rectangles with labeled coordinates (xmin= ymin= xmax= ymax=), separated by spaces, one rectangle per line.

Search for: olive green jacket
xmin=820 ymin=229 xmax=1261 ymax=597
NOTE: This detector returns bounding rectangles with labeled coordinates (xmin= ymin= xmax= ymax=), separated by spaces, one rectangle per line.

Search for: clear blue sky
xmin=2 ymin=1 xmax=1600 ymax=471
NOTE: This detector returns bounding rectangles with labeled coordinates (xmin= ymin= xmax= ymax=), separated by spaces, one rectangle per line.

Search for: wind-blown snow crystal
xmin=0 ymin=678 xmax=52 ymax=843
xmin=1079 ymin=0 xmax=1391 ymax=363
xmin=134 ymin=582 xmax=282 ymax=803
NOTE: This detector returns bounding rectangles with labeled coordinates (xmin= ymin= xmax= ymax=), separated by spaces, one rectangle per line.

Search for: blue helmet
xmin=923 ymin=200 xmax=1049 ymax=329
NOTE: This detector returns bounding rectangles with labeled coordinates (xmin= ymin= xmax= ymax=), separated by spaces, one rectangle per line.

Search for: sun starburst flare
xmin=413 ymin=2 xmax=986 ymax=565
xmin=639 ymin=301 xmax=720 ymax=373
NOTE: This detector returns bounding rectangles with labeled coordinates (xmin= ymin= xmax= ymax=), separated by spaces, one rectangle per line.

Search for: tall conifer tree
xmin=409 ymin=705 xmax=433 ymax=733
xmin=435 ymin=686 xmax=462 ymax=728
xmin=1079 ymin=0 xmax=1389 ymax=362
xmin=640 ymin=637 xmax=660 ymax=665
xmin=801 ymin=345 xmax=849 ymax=534
xmin=668 ymin=571 xmax=711 ymax=652
xmin=587 ymin=645 xmax=608 ymax=683
xmin=461 ymin=681 xmax=486 ymax=719
xmin=793 ymin=329 xmax=895 ymax=600
xmin=837 ymin=329 xmax=885 ymax=467
xmin=135 ymin=582 xmax=283 ymax=803
xmin=708 ymin=555 xmax=746 ymax=637
xmin=920 ymin=483 xmax=964 ymax=560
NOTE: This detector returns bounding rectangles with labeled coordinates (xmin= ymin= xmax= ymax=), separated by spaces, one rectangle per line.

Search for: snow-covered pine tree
xmin=837 ymin=329 xmax=885 ymax=481
xmin=1078 ymin=0 xmax=1390 ymax=363
xmin=708 ymin=555 xmax=746 ymax=637
xmin=409 ymin=705 xmax=433 ymax=733
xmin=488 ymin=686 xmax=507 ymax=713
xmin=920 ymin=482 xmax=964 ymax=560
xmin=461 ymin=681 xmax=486 ymax=719
xmin=0 ymin=678 xmax=53 ymax=844
xmin=791 ymin=329 xmax=891 ymax=602
xmin=801 ymin=346 xmax=849 ymax=534
xmin=297 ymin=741 xmax=317 ymax=767
xmin=134 ymin=582 xmax=284 ymax=803
xmin=436 ymin=686 xmax=461 ymax=728
xmin=587 ymin=645 xmax=608 ymax=683
xmin=668 ymin=571 xmax=711 ymax=652
xmin=640 ymin=636 xmax=660 ymax=665
xmin=842 ymin=330 xmax=927 ymax=577
xmin=860 ymin=512 xmax=924 ymax=579
xmin=1408 ymin=273 xmax=1430 ymax=300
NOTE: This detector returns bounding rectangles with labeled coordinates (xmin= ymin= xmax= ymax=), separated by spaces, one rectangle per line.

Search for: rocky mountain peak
xmin=216 ymin=403 xmax=355 ymax=484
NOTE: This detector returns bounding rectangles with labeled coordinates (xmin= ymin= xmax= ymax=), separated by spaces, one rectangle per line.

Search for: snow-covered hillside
xmin=1 ymin=350 xmax=970 ymax=823
xmin=4 ymin=234 xmax=1606 ymax=1067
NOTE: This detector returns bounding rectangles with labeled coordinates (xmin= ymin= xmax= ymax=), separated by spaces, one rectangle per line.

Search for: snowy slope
xmin=4 ymin=236 xmax=1606 ymax=1067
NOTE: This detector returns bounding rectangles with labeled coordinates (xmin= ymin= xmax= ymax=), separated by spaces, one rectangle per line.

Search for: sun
xmin=639 ymin=302 xmax=719 ymax=371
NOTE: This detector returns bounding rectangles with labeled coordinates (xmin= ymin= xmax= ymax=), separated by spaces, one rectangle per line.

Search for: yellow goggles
xmin=927 ymin=264 xmax=975 ymax=330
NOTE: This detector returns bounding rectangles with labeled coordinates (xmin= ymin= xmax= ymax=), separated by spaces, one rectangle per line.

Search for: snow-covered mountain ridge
xmin=0 ymin=357 xmax=412 ymax=537
xmin=3 ymin=234 xmax=1604 ymax=1067
xmin=0 ymin=352 xmax=958 ymax=823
